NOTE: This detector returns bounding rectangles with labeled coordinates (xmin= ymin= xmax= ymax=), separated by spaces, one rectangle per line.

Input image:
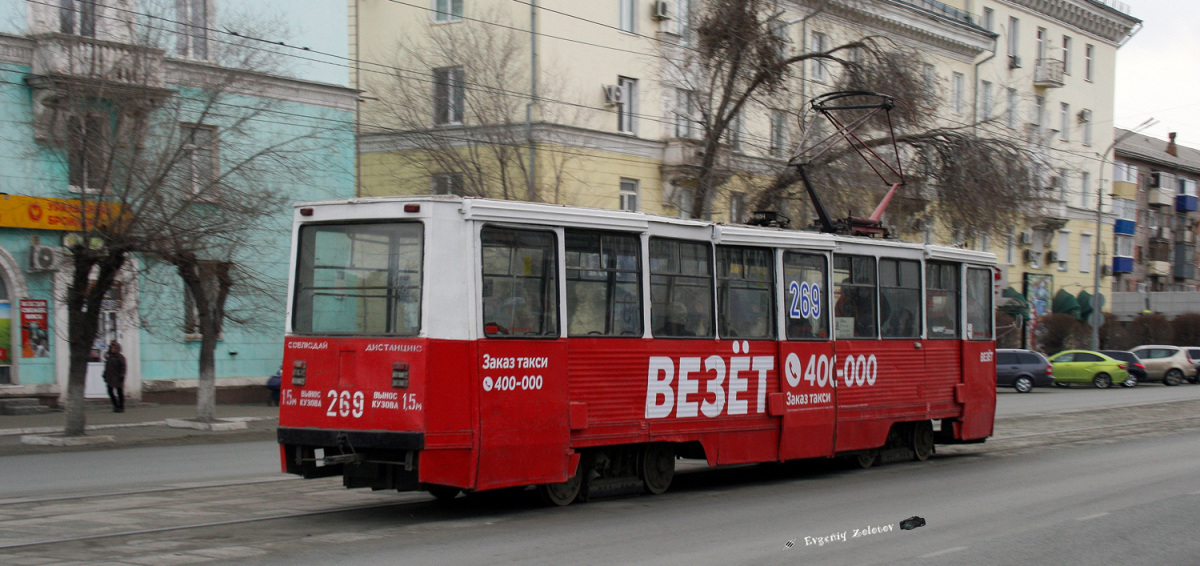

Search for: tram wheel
xmin=538 ymin=458 xmax=585 ymax=507
xmin=427 ymin=486 xmax=461 ymax=501
xmin=911 ymin=421 xmax=934 ymax=462
xmin=854 ymin=449 xmax=879 ymax=469
xmin=640 ymin=443 xmax=675 ymax=495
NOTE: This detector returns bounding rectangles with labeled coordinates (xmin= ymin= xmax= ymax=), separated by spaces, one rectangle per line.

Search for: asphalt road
xmin=995 ymin=379 xmax=1200 ymax=417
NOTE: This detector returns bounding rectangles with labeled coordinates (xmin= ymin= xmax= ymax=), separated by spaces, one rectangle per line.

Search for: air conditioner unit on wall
xmin=652 ymin=0 xmax=672 ymax=20
xmin=1019 ymin=231 xmax=1034 ymax=245
xmin=1008 ymin=55 xmax=1021 ymax=69
xmin=1045 ymin=251 xmax=1060 ymax=263
xmin=1023 ymin=249 xmax=1040 ymax=265
xmin=29 ymin=244 xmax=57 ymax=271
xmin=1101 ymin=265 xmax=1113 ymax=276
xmin=603 ymin=84 xmax=625 ymax=106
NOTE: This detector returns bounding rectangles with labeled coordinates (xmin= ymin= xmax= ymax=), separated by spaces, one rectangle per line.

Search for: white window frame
xmin=1007 ymin=17 xmax=1020 ymax=58
xmin=619 ymin=0 xmax=636 ymax=33
xmin=810 ymin=32 xmax=827 ymax=82
xmin=1058 ymin=168 xmax=1069 ymax=201
xmin=433 ymin=0 xmax=463 ymax=22
xmin=1116 ymin=234 xmax=1134 ymax=258
xmin=1006 ymin=88 xmax=1018 ymax=129
xmin=951 ymin=72 xmax=964 ymax=115
xmin=433 ymin=66 xmax=465 ymax=125
xmin=1036 ymin=27 xmax=1047 ymax=62
xmin=729 ymin=192 xmax=746 ymax=224
xmin=619 ymin=178 xmax=639 ymax=211
xmin=770 ymin=109 xmax=787 ymax=158
xmin=1062 ymin=35 xmax=1072 ymax=74
xmin=1059 ymin=102 xmax=1069 ymax=142
xmin=981 ymin=81 xmax=993 ymax=119
xmin=182 ymin=124 xmax=218 ymax=198
xmin=983 ymin=7 xmax=994 ymax=32
xmin=432 ymin=172 xmax=464 ymax=195
xmin=1057 ymin=231 xmax=1070 ymax=271
xmin=1080 ymin=233 xmax=1092 ymax=273
xmin=618 ymin=76 xmax=637 ymax=134
xmin=1081 ymin=171 xmax=1091 ymax=208
xmin=1085 ymin=44 xmax=1095 ymax=82
xmin=67 ymin=113 xmax=106 ymax=194
xmin=176 ymin=0 xmax=209 ymax=60
xmin=1080 ymin=109 xmax=1093 ymax=146
xmin=59 ymin=0 xmax=97 ymax=37
xmin=728 ymin=108 xmax=743 ymax=152
xmin=674 ymin=89 xmax=693 ymax=139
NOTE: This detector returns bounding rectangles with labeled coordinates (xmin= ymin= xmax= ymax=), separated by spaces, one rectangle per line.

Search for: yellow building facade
xmin=351 ymin=0 xmax=1138 ymax=313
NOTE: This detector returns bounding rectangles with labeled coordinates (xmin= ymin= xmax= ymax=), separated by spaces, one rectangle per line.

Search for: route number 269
xmin=326 ymin=390 xmax=364 ymax=418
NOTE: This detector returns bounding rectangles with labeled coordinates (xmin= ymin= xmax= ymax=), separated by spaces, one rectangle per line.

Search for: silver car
xmin=1130 ymin=346 xmax=1199 ymax=386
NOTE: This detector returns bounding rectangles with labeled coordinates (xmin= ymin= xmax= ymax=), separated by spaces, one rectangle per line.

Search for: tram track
xmin=0 ymin=475 xmax=296 ymax=507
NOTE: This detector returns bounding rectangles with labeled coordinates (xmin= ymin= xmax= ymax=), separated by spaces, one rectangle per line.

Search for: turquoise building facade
xmin=0 ymin=0 xmax=355 ymax=403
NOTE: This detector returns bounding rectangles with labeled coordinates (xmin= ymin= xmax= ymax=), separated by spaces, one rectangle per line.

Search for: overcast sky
xmin=1114 ymin=0 xmax=1200 ymax=145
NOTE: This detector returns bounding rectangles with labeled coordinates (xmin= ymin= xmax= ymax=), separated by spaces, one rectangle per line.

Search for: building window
xmin=434 ymin=0 xmax=463 ymax=22
xmin=182 ymin=124 xmax=217 ymax=197
xmin=1007 ymin=17 xmax=1020 ymax=58
xmin=1080 ymin=234 xmax=1092 ymax=273
xmin=1080 ymin=109 xmax=1093 ymax=146
xmin=951 ymin=72 xmax=964 ymax=115
xmin=1005 ymin=230 xmax=1015 ymax=265
xmin=1114 ymin=162 xmax=1138 ymax=183
xmin=1116 ymin=234 xmax=1134 ymax=258
xmin=674 ymin=89 xmax=693 ymax=138
xmin=729 ymin=192 xmax=746 ymax=223
xmin=675 ymin=0 xmax=691 ymax=42
xmin=1033 ymin=95 xmax=1044 ymax=131
xmin=1006 ymin=88 xmax=1018 ymax=129
xmin=810 ymin=32 xmax=827 ymax=81
xmin=981 ymin=81 xmax=993 ymax=119
xmin=176 ymin=0 xmax=208 ymax=59
xmin=1057 ymin=231 xmax=1070 ymax=271
xmin=433 ymin=66 xmax=465 ymax=125
xmin=983 ymin=7 xmax=994 ymax=31
xmin=1059 ymin=168 xmax=1069 ymax=201
xmin=1059 ymin=102 xmax=1069 ymax=142
xmin=619 ymin=0 xmax=636 ymax=33
xmin=619 ymin=178 xmax=639 ymax=211
xmin=1085 ymin=44 xmax=1095 ymax=82
xmin=770 ymin=109 xmax=787 ymax=158
xmin=432 ymin=172 xmax=464 ymax=195
xmin=728 ymin=109 xmax=743 ymax=152
xmin=618 ymin=76 xmax=637 ymax=134
xmin=1062 ymin=36 xmax=1072 ymax=74
xmin=68 ymin=114 xmax=106 ymax=193
xmin=59 ymin=0 xmax=97 ymax=37
xmin=1036 ymin=27 xmax=1047 ymax=61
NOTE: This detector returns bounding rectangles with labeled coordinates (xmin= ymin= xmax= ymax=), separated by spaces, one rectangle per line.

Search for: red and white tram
xmin=277 ymin=196 xmax=997 ymax=505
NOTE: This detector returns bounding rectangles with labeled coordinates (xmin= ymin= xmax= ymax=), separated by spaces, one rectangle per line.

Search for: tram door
xmin=84 ymin=289 xmax=122 ymax=398
xmin=777 ymin=252 xmax=837 ymax=460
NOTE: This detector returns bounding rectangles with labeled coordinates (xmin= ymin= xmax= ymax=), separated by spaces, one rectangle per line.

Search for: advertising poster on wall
xmin=1024 ymin=273 xmax=1054 ymax=347
xmin=0 ymin=302 xmax=10 ymax=365
xmin=20 ymin=299 xmax=50 ymax=358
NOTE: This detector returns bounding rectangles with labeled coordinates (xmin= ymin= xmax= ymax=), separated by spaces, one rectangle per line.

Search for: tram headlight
xmin=292 ymin=360 xmax=307 ymax=387
xmin=392 ymin=362 xmax=410 ymax=388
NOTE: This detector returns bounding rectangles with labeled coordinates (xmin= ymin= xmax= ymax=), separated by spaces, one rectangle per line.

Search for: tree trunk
xmin=63 ymin=248 xmax=126 ymax=436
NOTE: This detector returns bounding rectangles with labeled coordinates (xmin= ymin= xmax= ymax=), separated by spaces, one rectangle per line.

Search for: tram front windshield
xmin=293 ymin=222 xmax=423 ymax=336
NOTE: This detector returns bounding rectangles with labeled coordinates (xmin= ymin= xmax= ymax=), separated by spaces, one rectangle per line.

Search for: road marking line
xmin=1076 ymin=512 xmax=1110 ymax=521
xmin=920 ymin=546 xmax=967 ymax=558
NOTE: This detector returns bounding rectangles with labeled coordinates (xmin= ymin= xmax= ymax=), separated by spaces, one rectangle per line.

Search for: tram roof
xmin=294 ymin=196 xmax=995 ymax=264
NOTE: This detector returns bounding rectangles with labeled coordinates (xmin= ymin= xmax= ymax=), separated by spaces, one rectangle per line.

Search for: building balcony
xmin=1034 ymin=59 xmax=1065 ymax=88
xmin=27 ymin=33 xmax=168 ymax=98
xmin=1176 ymin=194 xmax=1199 ymax=212
xmin=1112 ymin=180 xmax=1138 ymax=200
xmin=1112 ymin=256 xmax=1134 ymax=274
xmin=1149 ymin=260 xmax=1171 ymax=277
xmin=1114 ymin=219 xmax=1136 ymax=236
xmin=1032 ymin=200 xmax=1068 ymax=229
xmin=1151 ymin=226 xmax=1172 ymax=241
xmin=1148 ymin=188 xmax=1174 ymax=207
xmin=1174 ymin=261 xmax=1195 ymax=280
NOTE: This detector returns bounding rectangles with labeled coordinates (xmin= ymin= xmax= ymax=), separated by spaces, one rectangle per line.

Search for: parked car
xmin=996 ymin=349 xmax=1054 ymax=393
xmin=1185 ymin=348 xmax=1200 ymax=381
xmin=1099 ymin=350 xmax=1147 ymax=388
xmin=1047 ymin=350 xmax=1132 ymax=389
xmin=1129 ymin=345 xmax=1199 ymax=386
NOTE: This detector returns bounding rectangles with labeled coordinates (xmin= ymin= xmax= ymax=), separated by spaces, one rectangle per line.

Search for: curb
xmin=0 ymin=416 xmax=273 ymax=437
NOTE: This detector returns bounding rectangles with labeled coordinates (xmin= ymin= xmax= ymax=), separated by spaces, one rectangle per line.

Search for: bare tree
xmin=664 ymin=0 xmax=1040 ymax=234
xmin=363 ymin=7 xmax=581 ymax=202
xmin=34 ymin=12 xmax=345 ymax=434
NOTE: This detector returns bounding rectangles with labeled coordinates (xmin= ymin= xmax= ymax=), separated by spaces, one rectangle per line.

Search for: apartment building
xmin=0 ymin=1 xmax=356 ymax=403
xmin=353 ymin=0 xmax=1138 ymax=316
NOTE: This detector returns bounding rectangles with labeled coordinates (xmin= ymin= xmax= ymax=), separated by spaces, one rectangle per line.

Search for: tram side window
xmin=294 ymin=222 xmax=423 ymax=335
xmin=966 ymin=267 xmax=994 ymax=340
xmin=880 ymin=258 xmax=921 ymax=338
xmin=650 ymin=238 xmax=714 ymax=338
xmin=566 ymin=231 xmax=642 ymax=336
xmin=717 ymin=246 xmax=774 ymax=339
xmin=784 ymin=252 xmax=828 ymax=340
xmin=833 ymin=255 xmax=876 ymax=338
xmin=481 ymin=227 xmax=558 ymax=337
xmin=926 ymin=262 xmax=959 ymax=339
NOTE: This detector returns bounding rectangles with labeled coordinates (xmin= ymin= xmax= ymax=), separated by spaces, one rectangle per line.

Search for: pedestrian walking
xmin=104 ymin=342 xmax=127 ymax=413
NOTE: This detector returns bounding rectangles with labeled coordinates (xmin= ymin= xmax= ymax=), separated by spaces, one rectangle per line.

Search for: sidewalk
xmin=0 ymin=402 xmax=279 ymax=456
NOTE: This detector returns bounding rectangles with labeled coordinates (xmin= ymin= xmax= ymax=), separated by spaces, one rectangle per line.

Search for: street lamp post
xmin=1092 ymin=118 xmax=1157 ymax=350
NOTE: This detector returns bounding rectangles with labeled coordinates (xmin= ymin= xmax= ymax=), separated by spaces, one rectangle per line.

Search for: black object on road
xmin=899 ymin=516 xmax=926 ymax=530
